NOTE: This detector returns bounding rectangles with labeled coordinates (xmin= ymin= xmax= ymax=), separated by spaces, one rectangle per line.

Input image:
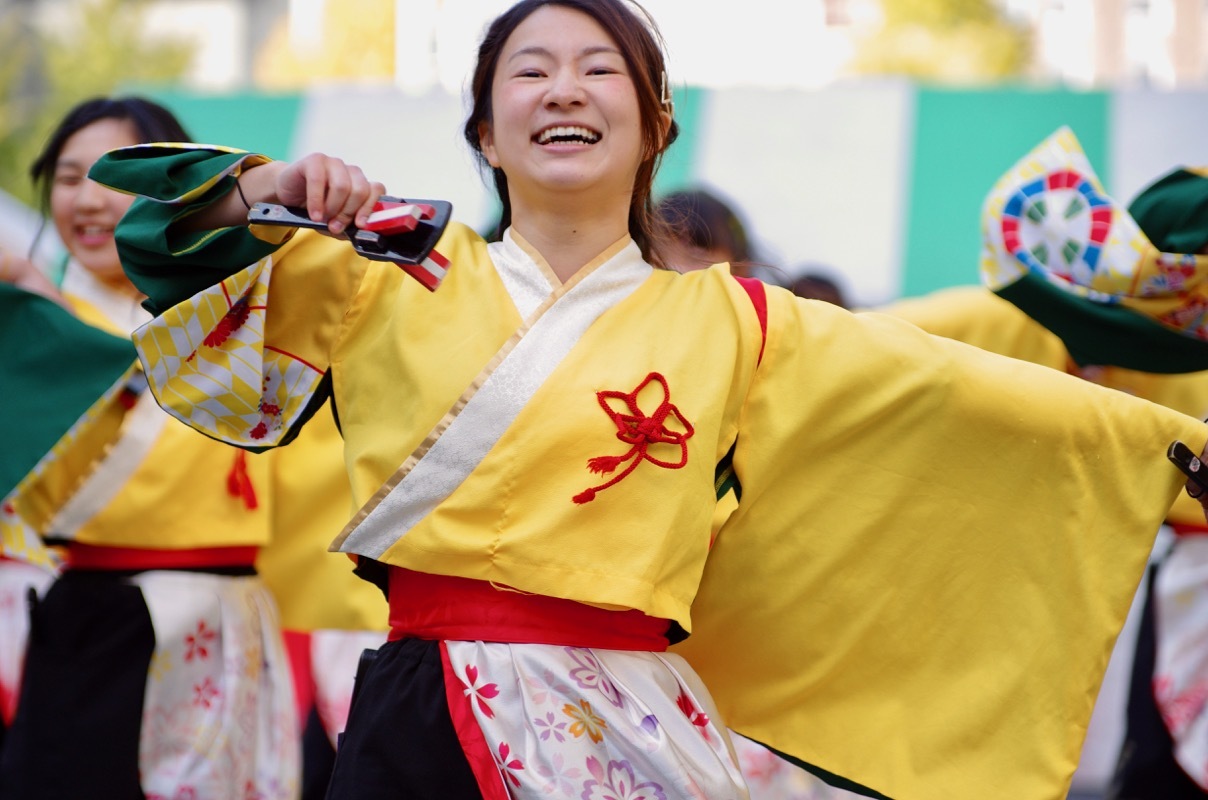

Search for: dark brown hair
xmin=463 ymin=0 xmax=679 ymax=265
xmin=655 ymin=188 xmax=752 ymax=263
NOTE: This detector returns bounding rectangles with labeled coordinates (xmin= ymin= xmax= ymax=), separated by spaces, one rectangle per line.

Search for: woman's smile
xmin=533 ymin=124 xmax=602 ymax=147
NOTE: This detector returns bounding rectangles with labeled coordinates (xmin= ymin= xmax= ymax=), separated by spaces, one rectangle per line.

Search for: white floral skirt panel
xmin=444 ymin=641 xmax=750 ymax=800
xmin=131 ymin=571 xmax=300 ymax=800
xmin=0 ymin=559 xmax=53 ymax=724
xmin=311 ymin=628 xmax=388 ymax=747
xmin=1154 ymin=536 xmax=1208 ymax=791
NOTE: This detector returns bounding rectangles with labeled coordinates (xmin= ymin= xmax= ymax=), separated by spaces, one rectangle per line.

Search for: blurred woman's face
xmin=50 ymin=118 xmax=140 ymax=291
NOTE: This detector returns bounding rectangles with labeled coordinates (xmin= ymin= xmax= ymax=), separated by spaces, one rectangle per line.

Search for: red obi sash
xmin=387 ymin=567 xmax=671 ymax=651
xmin=1171 ymin=522 xmax=1208 ymax=537
xmin=64 ymin=542 xmax=258 ymax=570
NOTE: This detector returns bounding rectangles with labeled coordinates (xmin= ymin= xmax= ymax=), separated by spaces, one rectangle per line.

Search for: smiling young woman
xmin=88 ymin=1 xmax=1208 ymax=799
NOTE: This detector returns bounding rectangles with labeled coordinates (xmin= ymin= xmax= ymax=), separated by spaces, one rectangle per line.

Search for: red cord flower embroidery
xmin=573 ymin=373 xmax=694 ymax=504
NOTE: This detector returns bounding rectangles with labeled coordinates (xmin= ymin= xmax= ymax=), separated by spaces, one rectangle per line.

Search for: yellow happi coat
xmin=96 ymin=145 xmax=1208 ymax=800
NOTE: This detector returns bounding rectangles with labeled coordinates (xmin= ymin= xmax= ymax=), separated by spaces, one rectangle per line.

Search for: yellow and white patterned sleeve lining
xmin=133 ymin=254 xmax=326 ymax=449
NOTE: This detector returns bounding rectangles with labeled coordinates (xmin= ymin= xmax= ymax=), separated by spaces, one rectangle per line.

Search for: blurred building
xmin=2 ymin=0 xmax=1205 ymax=310
xmin=1007 ymin=0 xmax=1208 ymax=87
xmin=6 ymin=0 xmax=1201 ymax=92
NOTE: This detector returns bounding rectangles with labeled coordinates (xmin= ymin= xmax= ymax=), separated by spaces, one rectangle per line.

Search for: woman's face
xmin=50 ymin=117 xmax=140 ymax=291
xmin=478 ymin=5 xmax=644 ymax=211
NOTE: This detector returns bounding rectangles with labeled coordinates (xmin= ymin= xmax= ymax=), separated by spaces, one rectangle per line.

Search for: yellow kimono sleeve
xmin=673 ymin=290 xmax=1207 ymax=800
xmin=884 ymin=287 xmax=1208 ymax=531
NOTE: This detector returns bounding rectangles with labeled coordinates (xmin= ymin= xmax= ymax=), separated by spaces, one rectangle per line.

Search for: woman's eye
xmin=53 ymin=174 xmax=82 ymax=187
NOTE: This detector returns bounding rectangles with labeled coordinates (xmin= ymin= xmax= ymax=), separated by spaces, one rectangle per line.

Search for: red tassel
xmin=586 ymin=455 xmax=626 ymax=475
xmin=118 ymin=387 xmax=139 ymax=410
xmin=226 ymin=451 xmax=259 ymax=511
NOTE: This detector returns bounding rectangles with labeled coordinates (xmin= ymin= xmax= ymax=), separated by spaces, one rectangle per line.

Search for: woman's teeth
xmin=536 ymin=126 xmax=601 ymax=145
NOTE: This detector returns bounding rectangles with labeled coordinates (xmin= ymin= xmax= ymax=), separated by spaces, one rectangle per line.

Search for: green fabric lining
xmin=1127 ymin=168 xmax=1208 ymax=255
xmin=996 ymin=272 xmax=1208 ymax=373
xmin=93 ymin=147 xmax=250 ymax=202
xmin=0 ymin=284 xmax=136 ymax=495
xmin=714 ymin=441 xmax=740 ymax=502
xmin=90 ymin=148 xmax=284 ymax=315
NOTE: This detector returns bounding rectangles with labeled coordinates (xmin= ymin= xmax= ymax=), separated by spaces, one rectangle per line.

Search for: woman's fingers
xmin=355 ymin=182 xmax=389 ymax=229
xmin=303 ymin=155 xmax=341 ymax=227
xmin=328 ymin=166 xmax=379 ymax=236
xmin=278 ymin=154 xmax=386 ymax=235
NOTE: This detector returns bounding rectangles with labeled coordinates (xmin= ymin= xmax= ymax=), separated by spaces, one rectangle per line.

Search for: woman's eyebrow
xmin=507 ymin=44 xmax=623 ymax=62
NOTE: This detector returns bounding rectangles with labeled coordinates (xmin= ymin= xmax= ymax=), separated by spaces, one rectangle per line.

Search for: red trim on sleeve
xmin=733 ymin=276 xmax=768 ymax=365
xmin=439 ymin=641 xmax=511 ymax=800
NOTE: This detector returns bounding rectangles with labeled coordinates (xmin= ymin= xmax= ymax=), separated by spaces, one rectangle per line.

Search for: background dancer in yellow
xmin=0 ymin=96 xmax=298 ymax=800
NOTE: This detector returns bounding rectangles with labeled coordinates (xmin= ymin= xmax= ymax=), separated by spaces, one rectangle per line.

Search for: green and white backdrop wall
xmin=16 ymin=83 xmax=1208 ymax=309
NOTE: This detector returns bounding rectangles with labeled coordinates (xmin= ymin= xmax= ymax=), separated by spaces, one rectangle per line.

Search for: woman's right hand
xmin=0 ymin=251 xmax=68 ymax=308
xmin=271 ymin=153 xmax=387 ymax=236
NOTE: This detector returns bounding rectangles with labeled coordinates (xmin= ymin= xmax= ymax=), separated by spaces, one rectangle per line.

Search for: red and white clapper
xmin=248 ymin=194 xmax=455 ymax=292
xmin=361 ymin=200 xmax=449 ymax=291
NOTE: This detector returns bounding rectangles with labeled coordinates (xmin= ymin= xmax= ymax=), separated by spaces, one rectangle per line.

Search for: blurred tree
xmin=852 ymin=0 xmax=1032 ymax=82
xmin=254 ymin=0 xmax=395 ymax=89
xmin=0 ymin=0 xmax=192 ymax=209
